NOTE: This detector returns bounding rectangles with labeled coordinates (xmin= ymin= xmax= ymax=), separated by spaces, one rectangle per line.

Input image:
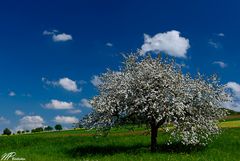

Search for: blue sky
xmin=0 ymin=0 xmax=240 ymax=132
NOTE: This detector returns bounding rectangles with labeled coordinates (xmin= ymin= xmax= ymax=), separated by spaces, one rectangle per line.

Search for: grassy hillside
xmin=225 ymin=109 xmax=240 ymax=115
xmin=0 ymin=126 xmax=239 ymax=161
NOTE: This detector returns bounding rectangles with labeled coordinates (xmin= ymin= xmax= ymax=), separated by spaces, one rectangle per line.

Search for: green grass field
xmin=0 ymin=121 xmax=240 ymax=161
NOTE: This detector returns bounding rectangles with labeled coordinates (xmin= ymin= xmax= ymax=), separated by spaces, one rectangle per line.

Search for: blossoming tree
xmin=82 ymin=54 xmax=228 ymax=152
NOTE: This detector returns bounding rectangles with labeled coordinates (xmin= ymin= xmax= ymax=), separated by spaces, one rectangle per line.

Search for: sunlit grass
xmin=220 ymin=120 xmax=240 ymax=128
xmin=0 ymin=126 xmax=239 ymax=161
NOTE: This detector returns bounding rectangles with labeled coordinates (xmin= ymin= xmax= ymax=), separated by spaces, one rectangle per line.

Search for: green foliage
xmin=44 ymin=126 xmax=53 ymax=131
xmin=31 ymin=127 xmax=44 ymax=133
xmin=3 ymin=128 xmax=11 ymax=135
xmin=55 ymin=124 xmax=62 ymax=131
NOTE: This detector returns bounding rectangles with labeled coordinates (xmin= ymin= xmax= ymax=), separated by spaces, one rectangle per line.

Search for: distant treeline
xmin=2 ymin=124 xmax=64 ymax=136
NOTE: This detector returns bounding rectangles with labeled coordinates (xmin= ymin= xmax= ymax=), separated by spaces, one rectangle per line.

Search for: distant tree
xmin=36 ymin=127 xmax=43 ymax=132
xmin=25 ymin=130 xmax=30 ymax=133
xmin=55 ymin=124 xmax=62 ymax=131
xmin=22 ymin=131 xmax=25 ymax=134
xmin=17 ymin=130 xmax=21 ymax=134
xmin=44 ymin=126 xmax=53 ymax=131
xmin=31 ymin=127 xmax=44 ymax=133
xmin=3 ymin=128 xmax=11 ymax=136
xmin=81 ymin=54 xmax=228 ymax=152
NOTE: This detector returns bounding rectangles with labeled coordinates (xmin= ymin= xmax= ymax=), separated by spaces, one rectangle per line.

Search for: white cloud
xmin=44 ymin=99 xmax=73 ymax=110
xmin=9 ymin=91 xmax=16 ymax=97
xmin=80 ymin=98 xmax=92 ymax=108
xmin=140 ymin=30 xmax=190 ymax=58
xmin=213 ymin=61 xmax=227 ymax=68
xmin=106 ymin=42 xmax=113 ymax=47
xmin=208 ymin=39 xmax=220 ymax=48
xmin=53 ymin=33 xmax=72 ymax=42
xmin=15 ymin=110 xmax=25 ymax=116
xmin=0 ymin=117 xmax=10 ymax=124
xmin=59 ymin=77 xmax=80 ymax=92
xmin=226 ymin=82 xmax=240 ymax=93
xmin=41 ymin=77 xmax=58 ymax=86
xmin=16 ymin=116 xmax=44 ymax=131
xmin=43 ymin=30 xmax=72 ymax=42
xmin=54 ymin=116 xmax=78 ymax=124
xmin=224 ymin=82 xmax=240 ymax=111
xmin=68 ymin=109 xmax=81 ymax=114
xmin=42 ymin=77 xmax=81 ymax=92
xmin=43 ymin=30 xmax=58 ymax=35
xmin=91 ymin=75 xmax=102 ymax=87
xmin=218 ymin=33 xmax=224 ymax=37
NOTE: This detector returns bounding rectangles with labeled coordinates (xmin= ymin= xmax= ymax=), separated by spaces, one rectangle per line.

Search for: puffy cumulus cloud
xmin=52 ymin=33 xmax=72 ymax=42
xmin=59 ymin=77 xmax=80 ymax=92
xmin=213 ymin=61 xmax=227 ymax=68
xmin=15 ymin=110 xmax=25 ymax=116
xmin=80 ymin=98 xmax=92 ymax=108
xmin=67 ymin=109 xmax=81 ymax=114
xmin=140 ymin=30 xmax=190 ymax=58
xmin=44 ymin=99 xmax=73 ymax=110
xmin=42 ymin=77 xmax=81 ymax=92
xmin=54 ymin=116 xmax=78 ymax=124
xmin=224 ymin=82 xmax=240 ymax=111
xmin=43 ymin=30 xmax=72 ymax=42
xmin=91 ymin=75 xmax=102 ymax=87
xmin=226 ymin=82 xmax=240 ymax=93
xmin=9 ymin=91 xmax=16 ymax=96
xmin=0 ymin=116 xmax=10 ymax=124
xmin=16 ymin=116 xmax=44 ymax=131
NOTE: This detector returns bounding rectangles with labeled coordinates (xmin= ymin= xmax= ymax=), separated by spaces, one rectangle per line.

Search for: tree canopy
xmin=81 ymin=54 xmax=228 ymax=152
xmin=31 ymin=127 xmax=44 ymax=133
xmin=44 ymin=126 xmax=54 ymax=131
xmin=3 ymin=128 xmax=11 ymax=136
xmin=55 ymin=124 xmax=62 ymax=131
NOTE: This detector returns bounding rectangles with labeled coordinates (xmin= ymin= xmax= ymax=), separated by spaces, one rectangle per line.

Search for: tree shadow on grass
xmin=68 ymin=144 xmax=149 ymax=158
xmin=67 ymin=143 xmax=206 ymax=158
xmin=158 ymin=142 xmax=206 ymax=154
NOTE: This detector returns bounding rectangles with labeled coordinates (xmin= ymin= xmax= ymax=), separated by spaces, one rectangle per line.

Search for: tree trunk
xmin=151 ymin=123 xmax=158 ymax=152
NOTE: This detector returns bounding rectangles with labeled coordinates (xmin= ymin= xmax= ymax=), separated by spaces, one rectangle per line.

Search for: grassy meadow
xmin=0 ymin=118 xmax=240 ymax=161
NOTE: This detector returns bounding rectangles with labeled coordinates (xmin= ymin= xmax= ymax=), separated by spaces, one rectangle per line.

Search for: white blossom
xmin=81 ymin=53 xmax=228 ymax=150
